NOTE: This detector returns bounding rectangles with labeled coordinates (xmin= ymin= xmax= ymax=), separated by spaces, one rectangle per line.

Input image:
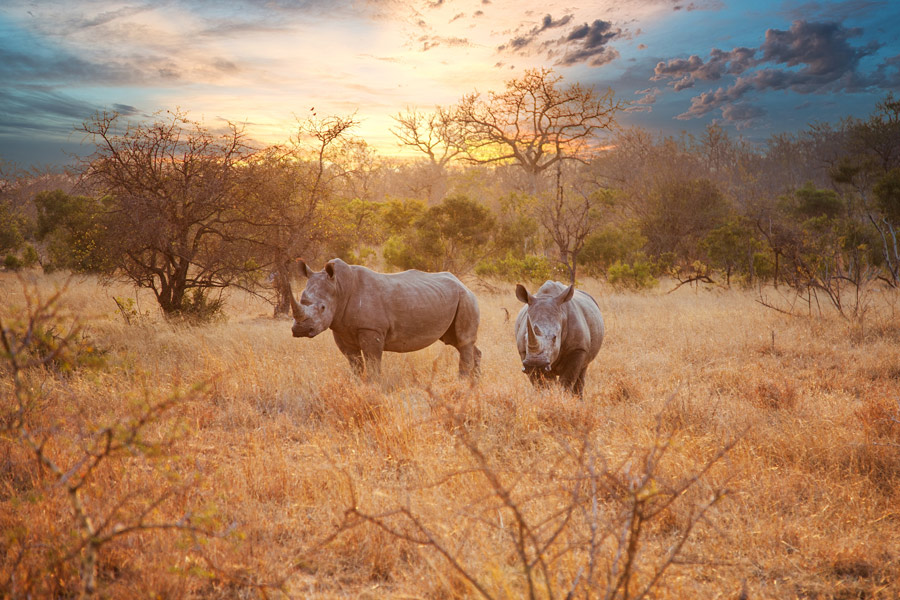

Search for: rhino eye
xmin=318 ymin=303 xmax=325 ymax=312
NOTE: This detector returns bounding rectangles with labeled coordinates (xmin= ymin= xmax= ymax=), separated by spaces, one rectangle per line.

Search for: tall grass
xmin=1 ymin=272 xmax=898 ymax=597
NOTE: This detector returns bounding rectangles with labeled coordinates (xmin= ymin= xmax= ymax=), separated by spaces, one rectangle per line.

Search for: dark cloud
xmin=0 ymin=86 xmax=98 ymax=125
xmin=0 ymin=86 xmax=128 ymax=163
xmin=655 ymin=20 xmax=893 ymax=120
xmin=540 ymin=14 xmax=573 ymax=32
xmin=760 ymin=20 xmax=879 ymax=78
xmin=557 ymin=19 xmax=622 ymax=66
xmin=0 ymin=44 xmax=135 ymax=86
xmin=111 ymin=103 xmax=140 ymax=116
xmin=653 ymin=47 xmax=756 ymax=90
xmin=497 ymin=13 xmax=573 ymax=53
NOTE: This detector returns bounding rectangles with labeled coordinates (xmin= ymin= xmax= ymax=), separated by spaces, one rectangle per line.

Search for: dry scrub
xmin=2 ymin=272 xmax=899 ymax=598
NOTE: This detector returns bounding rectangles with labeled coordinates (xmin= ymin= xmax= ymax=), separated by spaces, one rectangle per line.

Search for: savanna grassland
xmin=2 ymin=271 xmax=899 ymax=599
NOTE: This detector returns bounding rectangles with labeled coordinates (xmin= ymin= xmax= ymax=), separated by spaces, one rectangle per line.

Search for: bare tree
xmin=455 ymin=68 xmax=621 ymax=194
xmin=391 ymin=107 xmax=464 ymax=203
xmin=79 ymin=110 xmax=254 ymax=316
xmin=538 ymin=162 xmax=607 ymax=282
xmin=236 ymin=115 xmax=358 ymax=316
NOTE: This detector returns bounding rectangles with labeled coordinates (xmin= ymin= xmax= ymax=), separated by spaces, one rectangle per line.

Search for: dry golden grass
xmin=2 ymin=271 xmax=899 ymax=598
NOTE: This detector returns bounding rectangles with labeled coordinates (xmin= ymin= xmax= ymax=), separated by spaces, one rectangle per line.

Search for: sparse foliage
xmin=79 ymin=110 xmax=254 ymax=317
xmin=0 ymin=281 xmax=221 ymax=596
xmin=237 ymin=115 xmax=359 ymax=316
xmin=456 ymin=68 xmax=621 ymax=194
xmin=334 ymin=392 xmax=738 ymax=600
xmin=391 ymin=106 xmax=464 ymax=203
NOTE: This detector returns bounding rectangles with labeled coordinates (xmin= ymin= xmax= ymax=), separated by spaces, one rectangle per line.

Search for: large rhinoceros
xmin=289 ymin=258 xmax=482 ymax=378
xmin=514 ymin=281 xmax=605 ymax=396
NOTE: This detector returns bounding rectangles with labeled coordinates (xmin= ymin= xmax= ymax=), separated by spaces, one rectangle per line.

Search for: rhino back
xmin=339 ymin=267 xmax=468 ymax=352
xmin=568 ymin=290 xmax=604 ymax=359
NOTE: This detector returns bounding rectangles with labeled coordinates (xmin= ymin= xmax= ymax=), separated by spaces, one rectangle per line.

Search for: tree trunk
xmin=272 ymin=268 xmax=293 ymax=318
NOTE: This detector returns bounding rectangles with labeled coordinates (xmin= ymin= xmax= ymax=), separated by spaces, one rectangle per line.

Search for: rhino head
xmin=290 ymin=260 xmax=339 ymax=338
xmin=516 ymin=283 xmax=575 ymax=374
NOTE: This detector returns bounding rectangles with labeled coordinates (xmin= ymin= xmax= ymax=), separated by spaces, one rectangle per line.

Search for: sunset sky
xmin=2 ymin=0 xmax=898 ymax=167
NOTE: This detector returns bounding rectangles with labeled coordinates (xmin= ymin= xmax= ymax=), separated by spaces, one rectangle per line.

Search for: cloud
xmin=759 ymin=20 xmax=879 ymax=80
xmin=656 ymin=19 xmax=891 ymax=119
xmin=111 ymin=103 xmax=140 ymax=116
xmin=720 ymin=102 xmax=766 ymax=123
xmin=0 ymin=85 xmax=115 ymax=141
xmin=557 ymin=19 xmax=623 ymax=66
xmin=65 ymin=4 xmax=156 ymax=30
xmin=497 ymin=13 xmax=573 ymax=53
xmin=420 ymin=35 xmax=470 ymax=51
xmin=634 ymin=87 xmax=660 ymax=105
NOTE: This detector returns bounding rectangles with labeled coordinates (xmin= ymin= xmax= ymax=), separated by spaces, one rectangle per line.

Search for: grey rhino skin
xmin=290 ymin=258 xmax=481 ymax=378
xmin=515 ymin=280 xmax=604 ymax=396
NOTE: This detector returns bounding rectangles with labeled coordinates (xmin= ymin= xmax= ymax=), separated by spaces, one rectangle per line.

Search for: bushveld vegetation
xmin=2 ymin=70 xmax=898 ymax=321
xmin=1 ymin=272 xmax=899 ymax=598
xmin=2 ymin=69 xmax=900 ymax=597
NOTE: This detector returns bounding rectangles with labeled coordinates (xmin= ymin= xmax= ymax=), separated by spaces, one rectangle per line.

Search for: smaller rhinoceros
xmin=515 ymin=281 xmax=605 ymax=396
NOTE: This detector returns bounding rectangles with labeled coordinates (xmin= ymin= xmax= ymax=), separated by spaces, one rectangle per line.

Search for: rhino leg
xmin=572 ymin=367 xmax=587 ymax=397
xmin=356 ymin=329 xmax=385 ymax=378
xmin=442 ymin=292 xmax=481 ymax=379
xmin=332 ymin=333 xmax=365 ymax=375
xmin=558 ymin=350 xmax=589 ymax=397
xmin=456 ymin=344 xmax=481 ymax=379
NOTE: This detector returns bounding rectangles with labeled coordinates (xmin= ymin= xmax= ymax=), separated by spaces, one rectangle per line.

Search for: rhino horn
xmin=289 ymin=289 xmax=302 ymax=319
xmin=280 ymin=265 xmax=302 ymax=319
xmin=526 ymin=317 xmax=539 ymax=353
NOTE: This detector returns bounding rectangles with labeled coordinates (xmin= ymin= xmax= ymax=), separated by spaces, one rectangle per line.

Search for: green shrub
xmin=175 ymin=289 xmax=226 ymax=323
xmin=580 ymin=224 xmax=647 ymax=275
xmin=4 ymin=253 xmax=23 ymax=271
xmin=607 ymin=259 xmax=658 ymax=290
xmin=383 ymin=195 xmax=495 ymax=273
xmin=34 ymin=190 xmax=111 ymax=273
xmin=475 ymin=253 xmax=559 ymax=283
xmin=752 ymin=252 xmax=776 ymax=281
xmin=1 ymin=318 xmax=107 ymax=373
xmin=20 ymin=244 xmax=39 ymax=268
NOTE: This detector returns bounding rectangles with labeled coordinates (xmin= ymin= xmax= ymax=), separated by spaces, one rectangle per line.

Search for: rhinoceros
xmin=289 ymin=258 xmax=482 ymax=378
xmin=515 ymin=281 xmax=605 ymax=396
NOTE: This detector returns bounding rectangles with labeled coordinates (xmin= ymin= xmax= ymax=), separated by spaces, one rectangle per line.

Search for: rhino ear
xmin=515 ymin=284 xmax=531 ymax=305
xmin=556 ymin=284 xmax=575 ymax=305
xmin=325 ymin=261 xmax=336 ymax=279
xmin=298 ymin=259 xmax=313 ymax=278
